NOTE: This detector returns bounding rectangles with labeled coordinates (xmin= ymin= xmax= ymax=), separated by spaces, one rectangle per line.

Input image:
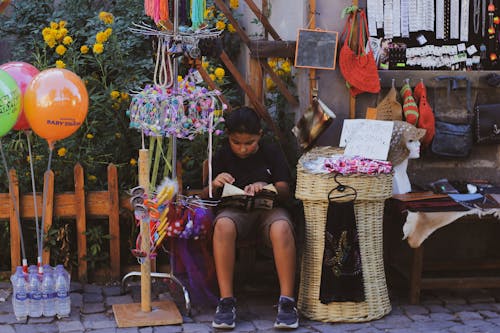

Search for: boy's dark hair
xmin=225 ymin=107 xmax=262 ymax=134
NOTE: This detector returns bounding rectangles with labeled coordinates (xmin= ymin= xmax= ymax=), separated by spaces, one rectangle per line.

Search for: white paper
xmin=340 ymin=119 xmax=394 ymax=161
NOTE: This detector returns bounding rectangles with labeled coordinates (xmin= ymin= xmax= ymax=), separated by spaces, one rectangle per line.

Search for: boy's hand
xmin=213 ymin=172 xmax=235 ymax=188
xmin=244 ymin=182 xmax=268 ymax=196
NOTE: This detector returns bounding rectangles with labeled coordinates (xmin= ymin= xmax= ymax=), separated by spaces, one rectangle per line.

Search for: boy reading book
xmin=203 ymin=107 xmax=298 ymax=329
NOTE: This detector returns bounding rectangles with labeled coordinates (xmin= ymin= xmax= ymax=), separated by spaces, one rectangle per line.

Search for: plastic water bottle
xmin=55 ymin=265 xmax=71 ymax=318
xmin=41 ymin=269 xmax=56 ymax=317
xmin=10 ymin=266 xmax=28 ymax=321
xmin=28 ymin=270 xmax=42 ymax=317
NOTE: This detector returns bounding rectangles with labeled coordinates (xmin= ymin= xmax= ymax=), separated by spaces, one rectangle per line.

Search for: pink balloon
xmin=0 ymin=62 xmax=40 ymax=131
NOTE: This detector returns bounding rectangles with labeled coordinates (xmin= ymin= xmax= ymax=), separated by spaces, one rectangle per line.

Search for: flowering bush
xmin=1 ymin=0 xmax=154 ymax=193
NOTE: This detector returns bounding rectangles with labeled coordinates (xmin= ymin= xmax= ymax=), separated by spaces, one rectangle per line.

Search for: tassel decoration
xmin=145 ymin=0 xmax=169 ymax=24
xmin=191 ymin=0 xmax=205 ymax=30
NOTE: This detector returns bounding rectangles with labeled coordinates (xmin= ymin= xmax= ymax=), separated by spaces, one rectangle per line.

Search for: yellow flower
xmin=229 ymin=0 xmax=239 ymax=9
xmin=266 ymin=76 xmax=275 ymax=90
xmin=115 ymin=133 xmax=122 ymax=139
xmin=26 ymin=156 xmax=30 ymax=162
xmin=45 ymin=37 xmax=57 ymax=48
xmin=96 ymin=31 xmax=108 ymax=43
xmin=110 ymin=90 xmax=120 ymax=99
xmin=177 ymin=75 xmax=183 ymax=82
xmin=214 ymin=67 xmax=225 ymax=79
xmin=204 ymin=8 xmax=213 ymax=19
xmin=281 ymin=60 xmax=292 ymax=73
xmin=35 ymin=155 xmax=43 ymax=161
xmin=93 ymin=43 xmax=104 ymax=54
xmin=86 ymin=133 xmax=94 ymax=139
xmin=50 ymin=22 xmax=58 ymax=29
xmin=55 ymin=60 xmax=66 ymax=68
xmin=55 ymin=44 xmax=67 ymax=56
xmin=112 ymin=102 xmax=120 ymax=110
xmin=268 ymin=58 xmax=277 ymax=69
xmin=80 ymin=45 xmax=89 ymax=54
xmin=209 ymin=74 xmax=216 ymax=81
xmin=215 ymin=20 xmax=226 ymax=30
xmin=104 ymin=28 xmax=113 ymax=37
xmin=88 ymin=175 xmax=97 ymax=182
xmin=98 ymin=11 xmax=114 ymax=25
xmin=62 ymin=36 xmax=73 ymax=45
xmin=120 ymin=92 xmax=129 ymax=100
xmin=214 ymin=109 xmax=223 ymax=117
xmin=56 ymin=28 xmax=68 ymax=41
xmin=58 ymin=20 xmax=67 ymax=28
xmin=42 ymin=27 xmax=52 ymax=37
xmin=130 ymin=158 xmax=137 ymax=166
xmin=202 ymin=61 xmax=209 ymax=69
xmin=228 ymin=24 xmax=236 ymax=33
xmin=57 ymin=147 xmax=67 ymax=157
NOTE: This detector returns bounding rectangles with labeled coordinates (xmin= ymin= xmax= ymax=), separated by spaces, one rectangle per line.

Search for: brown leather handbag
xmin=292 ymin=89 xmax=335 ymax=150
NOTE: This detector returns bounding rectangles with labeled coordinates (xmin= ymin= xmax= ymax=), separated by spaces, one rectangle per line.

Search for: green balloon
xmin=0 ymin=69 xmax=21 ymax=137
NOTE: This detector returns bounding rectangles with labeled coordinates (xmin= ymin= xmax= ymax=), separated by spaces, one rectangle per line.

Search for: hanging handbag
xmin=339 ymin=9 xmax=381 ymax=96
xmin=474 ymin=104 xmax=500 ymax=144
xmin=292 ymin=89 xmax=335 ymax=150
xmin=431 ymin=76 xmax=474 ymax=158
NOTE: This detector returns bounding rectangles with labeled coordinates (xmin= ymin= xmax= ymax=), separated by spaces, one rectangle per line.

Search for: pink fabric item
xmin=324 ymin=156 xmax=392 ymax=175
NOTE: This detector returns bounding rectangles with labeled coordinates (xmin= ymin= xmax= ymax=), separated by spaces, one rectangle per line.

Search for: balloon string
xmin=26 ymin=131 xmax=41 ymax=263
xmin=40 ymin=146 xmax=54 ymax=265
xmin=0 ymin=138 xmax=27 ymax=261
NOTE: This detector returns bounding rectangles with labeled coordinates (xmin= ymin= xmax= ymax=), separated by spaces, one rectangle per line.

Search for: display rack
xmin=114 ymin=0 xmax=222 ymax=327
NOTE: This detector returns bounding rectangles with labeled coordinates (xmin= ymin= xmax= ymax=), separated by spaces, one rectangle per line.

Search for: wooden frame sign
xmin=294 ymin=29 xmax=339 ymax=70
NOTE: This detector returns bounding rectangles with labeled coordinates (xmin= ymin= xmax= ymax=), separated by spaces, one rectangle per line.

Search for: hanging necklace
xmin=474 ymin=0 xmax=481 ymax=34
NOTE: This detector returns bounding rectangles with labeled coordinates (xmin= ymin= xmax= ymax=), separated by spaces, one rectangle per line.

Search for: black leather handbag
xmin=431 ymin=76 xmax=474 ymax=157
xmin=475 ymin=104 xmax=500 ymax=144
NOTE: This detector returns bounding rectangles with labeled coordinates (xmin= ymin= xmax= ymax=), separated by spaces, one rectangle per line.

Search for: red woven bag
xmin=339 ymin=9 xmax=380 ymax=96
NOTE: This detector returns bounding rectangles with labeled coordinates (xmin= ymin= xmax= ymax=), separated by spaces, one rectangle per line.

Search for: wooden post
xmin=349 ymin=0 xmax=359 ymax=119
xmin=108 ymin=164 xmax=120 ymax=280
xmin=9 ymin=169 xmax=20 ymax=273
xmin=309 ymin=0 xmax=317 ymax=104
xmin=74 ymin=164 xmax=87 ymax=282
xmin=42 ymin=170 xmax=54 ymax=265
xmin=138 ymin=148 xmax=151 ymax=312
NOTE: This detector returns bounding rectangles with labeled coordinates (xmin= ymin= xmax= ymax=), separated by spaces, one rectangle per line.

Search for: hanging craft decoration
xmin=128 ymin=180 xmax=217 ymax=261
xmin=128 ymin=69 xmax=226 ymax=140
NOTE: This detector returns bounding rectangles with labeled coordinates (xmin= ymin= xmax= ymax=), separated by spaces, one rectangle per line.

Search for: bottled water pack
xmin=11 ymin=265 xmax=71 ymax=320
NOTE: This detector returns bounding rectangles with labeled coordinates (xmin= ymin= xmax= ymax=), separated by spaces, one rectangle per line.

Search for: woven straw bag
xmin=339 ymin=9 xmax=380 ymax=96
xmin=295 ymin=147 xmax=392 ymax=322
xmin=376 ymin=86 xmax=403 ymax=121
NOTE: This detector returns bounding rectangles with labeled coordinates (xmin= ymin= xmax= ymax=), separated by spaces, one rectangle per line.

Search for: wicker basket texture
xmin=295 ymin=146 xmax=393 ymax=322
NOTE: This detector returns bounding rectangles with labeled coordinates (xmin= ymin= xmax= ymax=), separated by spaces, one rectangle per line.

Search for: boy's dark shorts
xmin=213 ymin=207 xmax=295 ymax=247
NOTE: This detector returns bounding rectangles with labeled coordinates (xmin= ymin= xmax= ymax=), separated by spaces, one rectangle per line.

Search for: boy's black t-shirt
xmin=212 ymin=140 xmax=291 ymax=191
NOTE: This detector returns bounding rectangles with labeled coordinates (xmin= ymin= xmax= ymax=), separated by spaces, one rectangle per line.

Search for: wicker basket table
xmin=295 ymin=146 xmax=393 ymax=322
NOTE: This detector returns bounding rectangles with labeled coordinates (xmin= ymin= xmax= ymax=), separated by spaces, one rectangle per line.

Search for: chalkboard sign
xmin=294 ymin=29 xmax=339 ymax=70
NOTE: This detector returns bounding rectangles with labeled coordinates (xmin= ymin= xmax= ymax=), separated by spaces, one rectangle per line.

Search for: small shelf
xmin=377 ymin=70 xmax=500 ymax=88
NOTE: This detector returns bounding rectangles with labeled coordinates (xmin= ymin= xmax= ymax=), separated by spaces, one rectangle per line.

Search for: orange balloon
xmin=24 ymin=68 xmax=88 ymax=148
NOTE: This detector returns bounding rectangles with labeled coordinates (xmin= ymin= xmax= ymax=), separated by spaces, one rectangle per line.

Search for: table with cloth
xmin=386 ymin=192 xmax=500 ymax=304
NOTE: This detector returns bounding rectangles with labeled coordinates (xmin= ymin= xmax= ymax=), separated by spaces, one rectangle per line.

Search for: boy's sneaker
xmin=212 ymin=297 xmax=236 ymax=329
xmin=274 ymin=297 xmax=299 ymax=329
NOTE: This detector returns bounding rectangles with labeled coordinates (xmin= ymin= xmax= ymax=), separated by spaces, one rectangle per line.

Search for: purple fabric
xmin=172 ymin=238 xmax=218 ymax=306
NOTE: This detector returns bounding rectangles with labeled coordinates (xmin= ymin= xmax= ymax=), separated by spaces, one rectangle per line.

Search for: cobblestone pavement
xmin=2 ymin=278 xmax=500 ymax=333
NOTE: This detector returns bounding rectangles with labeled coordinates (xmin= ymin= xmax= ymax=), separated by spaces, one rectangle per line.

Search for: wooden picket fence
xmin=0 ymin=163 xmax=121 ymax=282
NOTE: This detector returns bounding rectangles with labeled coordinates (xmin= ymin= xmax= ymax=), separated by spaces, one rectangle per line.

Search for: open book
xmin=219 ymin=183 xmax=278 ymax=211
